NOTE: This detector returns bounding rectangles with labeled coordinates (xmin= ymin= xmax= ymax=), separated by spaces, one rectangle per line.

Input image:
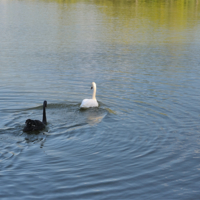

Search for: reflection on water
xmin=97 ymin=0 xmax=200 ymax=45
xmin=81 ymin=108 xmax=107 ymax=125
xmin=0 ymin=0 xmax=200 ymax=199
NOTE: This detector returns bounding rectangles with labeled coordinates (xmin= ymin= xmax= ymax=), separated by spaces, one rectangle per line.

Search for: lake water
xmin=1 ymin=0 xmax=200 ymax=199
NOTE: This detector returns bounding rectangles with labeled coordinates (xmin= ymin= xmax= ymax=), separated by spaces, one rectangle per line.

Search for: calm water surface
xmin=1 ymin=0 xmax=200 ymax=199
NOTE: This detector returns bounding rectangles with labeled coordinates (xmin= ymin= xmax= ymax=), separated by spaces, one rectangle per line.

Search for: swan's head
xmin=43 ymin=100 xmax=47 ymax=107
xmin=91 ymin=82 xmax=96 ymax=90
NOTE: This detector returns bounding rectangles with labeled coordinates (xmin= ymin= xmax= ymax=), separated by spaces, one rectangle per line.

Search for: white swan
xmin=80 ymin=82 xmax=99 ymax=108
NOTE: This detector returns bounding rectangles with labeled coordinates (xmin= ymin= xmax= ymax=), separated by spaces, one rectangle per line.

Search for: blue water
xmin=0 ymin=0 xmax=200 ymax=199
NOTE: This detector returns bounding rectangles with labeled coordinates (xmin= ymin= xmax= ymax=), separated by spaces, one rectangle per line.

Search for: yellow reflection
xmin=29 ymin=0 xmax=200 ymax=45
xmin=95 ymin=0 xmax=200 ymax=45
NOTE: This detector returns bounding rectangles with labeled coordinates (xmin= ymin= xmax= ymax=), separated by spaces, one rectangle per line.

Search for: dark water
xmin=1 ymin=0 xmax=200 ymax=199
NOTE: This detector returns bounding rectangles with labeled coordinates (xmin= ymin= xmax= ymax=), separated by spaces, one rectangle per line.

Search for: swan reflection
xmin=87 ymin=112 xmax=107 ymax=125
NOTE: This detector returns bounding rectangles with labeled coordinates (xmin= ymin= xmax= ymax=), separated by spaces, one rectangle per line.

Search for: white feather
xmin=80 ymin=82 xmax=99 ymax=108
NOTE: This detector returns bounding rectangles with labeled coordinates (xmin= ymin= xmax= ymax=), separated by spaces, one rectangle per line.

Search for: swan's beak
xmin=91 ymin=86 xmax=93 ymax=89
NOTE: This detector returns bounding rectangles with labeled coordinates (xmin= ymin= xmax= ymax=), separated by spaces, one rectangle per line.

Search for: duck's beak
xmin=91 ymin=86 xmax=93 ymax=89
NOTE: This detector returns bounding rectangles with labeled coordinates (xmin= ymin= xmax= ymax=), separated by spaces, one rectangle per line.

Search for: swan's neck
xmin=43 ymin=106 xmax=47 ymax=125
xmin=92 ymin=85 xmax=97 ymax=100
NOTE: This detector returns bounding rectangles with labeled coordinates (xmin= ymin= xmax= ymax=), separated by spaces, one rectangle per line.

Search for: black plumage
xmin=23 ymin=100 xmax=47 ymax=132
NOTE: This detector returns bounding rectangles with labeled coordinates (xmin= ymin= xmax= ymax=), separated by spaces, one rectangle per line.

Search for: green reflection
xmin=96 ymin=0 xmax=200 ymax=44
xmin=40 ymin=0 xmax=200 ymax=45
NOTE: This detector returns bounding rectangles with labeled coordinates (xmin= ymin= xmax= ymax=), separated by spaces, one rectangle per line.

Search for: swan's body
xmin=80 ymin=82 xmax=98 ymax=108
xmin=23 ymin=100 xmax=47 ymax=132
xmin=81 ymin=99 xmax=98 ymax=108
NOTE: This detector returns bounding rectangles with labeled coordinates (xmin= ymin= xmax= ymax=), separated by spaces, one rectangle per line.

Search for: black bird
xmin=23 ymin=100 xmax=47 ymax=132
